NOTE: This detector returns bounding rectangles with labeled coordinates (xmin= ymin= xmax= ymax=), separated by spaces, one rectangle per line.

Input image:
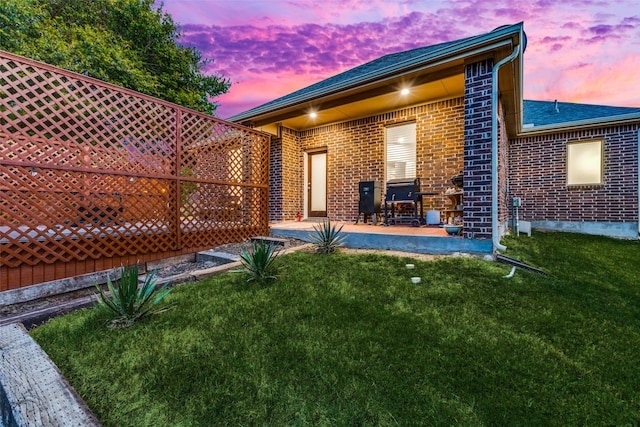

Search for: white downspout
xmin=491 ymin=44 xmax=521 ymax=253
xmin=637 ymin=128 xmax=639 ymax=237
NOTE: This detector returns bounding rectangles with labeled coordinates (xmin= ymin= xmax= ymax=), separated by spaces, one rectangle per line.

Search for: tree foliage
xmin=0 ymin=0 xmax=230 ymax=115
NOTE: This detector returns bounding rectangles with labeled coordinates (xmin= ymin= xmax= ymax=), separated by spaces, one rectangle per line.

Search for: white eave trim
xmin=517 ymin=112 xmax=640 ymax=136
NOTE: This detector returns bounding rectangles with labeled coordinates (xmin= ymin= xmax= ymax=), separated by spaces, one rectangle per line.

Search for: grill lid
xmin=386 ymin=178 xmax=420 ymax=187
xmin=385 ymin=178 xmax=420 ymax=202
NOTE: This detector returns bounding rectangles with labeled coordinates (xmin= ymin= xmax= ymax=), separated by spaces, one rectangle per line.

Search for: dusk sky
xmin=158 ymin=0 xmax=640 ymax=119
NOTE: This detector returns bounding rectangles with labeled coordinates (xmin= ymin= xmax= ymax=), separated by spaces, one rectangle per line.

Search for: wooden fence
xmin=0 ymin=50 xmax=270 ymax=291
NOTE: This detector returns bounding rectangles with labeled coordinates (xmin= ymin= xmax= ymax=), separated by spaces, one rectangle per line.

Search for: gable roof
xmin=230 ymin=23 xmax=524 ymax=125
xmin=230 ymin=37 xmax=471 ymax=121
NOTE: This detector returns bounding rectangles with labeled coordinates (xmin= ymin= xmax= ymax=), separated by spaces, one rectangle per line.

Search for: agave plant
xmin=239 ymin=240 xmax=282 ymax=284
xmin=309 ymin=219 xmax=346 ymax=253
xmin=95 ymin=264 xmax=174 ymax=328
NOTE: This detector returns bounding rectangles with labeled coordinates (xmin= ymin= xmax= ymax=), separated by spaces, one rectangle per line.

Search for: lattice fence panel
xmin=0 ymin=50 xmax=270 ymax=289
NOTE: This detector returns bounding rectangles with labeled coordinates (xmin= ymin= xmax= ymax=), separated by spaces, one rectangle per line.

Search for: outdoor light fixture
xmin=309 ymin=112 xmax=318 ymax=119
xmin=400 ymin=88 xmax=410 ymax=95
xmin=29 ymin=168 xmax=38 ymax=176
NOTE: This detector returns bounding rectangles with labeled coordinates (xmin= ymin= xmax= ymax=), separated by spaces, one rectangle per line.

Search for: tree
xmin=0 ymin=0 xmax=229 ymax=115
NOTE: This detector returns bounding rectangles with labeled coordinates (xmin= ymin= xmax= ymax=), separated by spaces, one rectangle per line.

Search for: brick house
xmin=230 ymin=22 xmax=640 ymax=251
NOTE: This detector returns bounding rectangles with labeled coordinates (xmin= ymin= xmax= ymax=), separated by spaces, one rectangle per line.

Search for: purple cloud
xmin=540 ymin=36 xmax=572 ymax=44
xmin=537 ymin=35 xmax=572 ymax=51
xmin=179 ymin=11 xmax=474 ymax=80
xmin=562 ymin=22 xmax=581 ymax=30
xmin=589 ymin=24 xmax=614 ymax=35
xmin=568 ymin=62 xmax=591 ymax=70
xmin=578 ymin=22 xmax=635 ymax=44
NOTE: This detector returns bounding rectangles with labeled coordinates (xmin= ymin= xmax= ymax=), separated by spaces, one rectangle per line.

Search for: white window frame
xmin=385 ymin=122 xmax=416 ymax=182
xmin=566 ymin=140 xmax=603 ymax=186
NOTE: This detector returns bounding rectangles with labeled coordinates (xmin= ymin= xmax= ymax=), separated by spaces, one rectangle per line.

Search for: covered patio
xmin=270 ymin=221 xmax=492 ymax=254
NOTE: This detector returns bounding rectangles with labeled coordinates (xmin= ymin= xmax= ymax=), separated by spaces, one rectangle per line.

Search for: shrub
xmin=239 ymin=240 xmax=282 ymax=284
xmin=309 ymin=219 xmax=346 ymax=253
xmin=95 ymin=264 xmax=174 ymax=328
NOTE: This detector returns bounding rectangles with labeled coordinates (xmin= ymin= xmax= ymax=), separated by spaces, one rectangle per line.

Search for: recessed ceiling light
xmin=400 ymin=88 xmax=410 ymax=95
xmin=310 ymin=112 xmax=317 ymax=118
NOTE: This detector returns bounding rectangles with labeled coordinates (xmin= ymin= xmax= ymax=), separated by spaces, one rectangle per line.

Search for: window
xmin=567 ymin=140 xmax=603 ymax=186
xmin=386 ymin=122 xmax=416 ymax=182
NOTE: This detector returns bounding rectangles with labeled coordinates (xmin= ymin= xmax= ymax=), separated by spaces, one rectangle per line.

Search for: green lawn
xmin=31 ymin=232 xmax=640 ymax=426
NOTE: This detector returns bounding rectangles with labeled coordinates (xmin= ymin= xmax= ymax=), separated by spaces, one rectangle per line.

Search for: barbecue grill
xmin=383 ymin=178 xmax=425 ymax=227
xmin=355 ymin=180 xmax=381 ymax=224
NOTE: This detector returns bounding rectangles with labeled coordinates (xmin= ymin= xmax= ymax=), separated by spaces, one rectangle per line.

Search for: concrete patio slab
xmin=270 ymin=221 xmax=492 ymax=254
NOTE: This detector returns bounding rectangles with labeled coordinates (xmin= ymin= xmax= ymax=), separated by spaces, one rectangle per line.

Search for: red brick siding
xmin=497 ymin=100 xmax=510 ymax=227
xmin=508 ymin=125 xmax=639 ymax=223
xmin=463 ymin=59 xmax=493 ymax=239
xmin=280 ymin=128 xmax=303 ymax=221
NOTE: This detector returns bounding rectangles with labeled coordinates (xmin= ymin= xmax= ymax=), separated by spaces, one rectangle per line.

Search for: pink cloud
xmin=214 ymin=73 xmax=322 ymax=118
xmin=540 ymin=36 xmax=572 ymax=44
xmin=531 ymin=53 xmax=640 ymax=106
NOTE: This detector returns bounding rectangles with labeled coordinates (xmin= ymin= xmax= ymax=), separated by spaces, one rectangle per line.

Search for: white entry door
xmin=308 ymin=151 xmax=327 ymax=217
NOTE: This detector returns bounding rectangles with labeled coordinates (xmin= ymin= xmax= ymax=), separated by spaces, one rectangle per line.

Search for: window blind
xmin=386 ymin=122 xmax=416 ymax=182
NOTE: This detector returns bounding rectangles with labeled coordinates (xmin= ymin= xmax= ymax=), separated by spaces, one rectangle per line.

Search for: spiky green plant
xmin=309 ymin=219 xmax=346 ymax=253
xmin=239 ymin=240 xmax=282 ymax=285
xmin=95 ymin=264 xmax=174 ymax=328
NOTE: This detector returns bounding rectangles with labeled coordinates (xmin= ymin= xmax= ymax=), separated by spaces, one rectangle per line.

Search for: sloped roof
xmin=231 ymin=39 xmax=467 ymax=120
xmin=230 ymin=23 xmax=524 ymax=123
xmin=523 ymin=100 xmax=640 ymax=127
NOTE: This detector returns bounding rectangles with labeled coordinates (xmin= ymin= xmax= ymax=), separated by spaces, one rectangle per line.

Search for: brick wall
xmin=268 ymin=137 xmax=283 ymax=221
xmin=280 ymin=128 xmax=303 ymax=221
xmin=463 ymin=59 xmax=494 ymax=239
xmin=272 ymin=98 xmax=465 ymax=221
xmin=497 ymin=99 xmax=510 ymax=227
xmin=509 ymin=124 xmax=639 ymax=224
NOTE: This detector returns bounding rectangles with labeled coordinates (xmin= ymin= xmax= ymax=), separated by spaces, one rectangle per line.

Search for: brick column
xmin=463 ymin=59 xmax=493 ymax=239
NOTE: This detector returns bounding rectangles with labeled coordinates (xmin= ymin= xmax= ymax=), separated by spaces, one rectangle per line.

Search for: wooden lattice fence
xmin=0 ymin=50 xmax=270 ymax=290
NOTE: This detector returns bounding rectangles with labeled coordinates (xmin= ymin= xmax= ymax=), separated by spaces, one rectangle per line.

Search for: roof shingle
xmin=523 ymin=100 xmax=640 ymax=127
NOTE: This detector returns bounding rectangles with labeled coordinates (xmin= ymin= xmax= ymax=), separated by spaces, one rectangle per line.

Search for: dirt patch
xmin=339 ymin=248 xmax=444 ymax=261
xmin=0 ymin=287 xmax=97 ymax=319
xmin=154 ymin=259 xmax=229 ymax=279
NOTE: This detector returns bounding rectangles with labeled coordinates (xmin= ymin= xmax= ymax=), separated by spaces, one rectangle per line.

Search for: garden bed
xmin=0 ymin=238 xmax=308 ymax=324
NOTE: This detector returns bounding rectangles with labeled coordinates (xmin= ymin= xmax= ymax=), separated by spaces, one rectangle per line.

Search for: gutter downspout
xmin=491 ymin=44 xmax=521 ymax=253
xmin=638 ymin=128 xmax=640 ymax=237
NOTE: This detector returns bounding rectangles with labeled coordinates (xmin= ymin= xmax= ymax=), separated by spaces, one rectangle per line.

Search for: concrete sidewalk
xmin=0 ymin=323 xmax=101 ymax=426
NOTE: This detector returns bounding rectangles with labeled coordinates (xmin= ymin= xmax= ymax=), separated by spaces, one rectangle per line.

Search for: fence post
xmin=175 ymin=108 xmax=182 ymax=252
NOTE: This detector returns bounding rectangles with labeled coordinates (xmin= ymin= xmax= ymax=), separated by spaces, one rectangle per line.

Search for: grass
xmin=31 ymin=232 xmax=640 ymax=426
